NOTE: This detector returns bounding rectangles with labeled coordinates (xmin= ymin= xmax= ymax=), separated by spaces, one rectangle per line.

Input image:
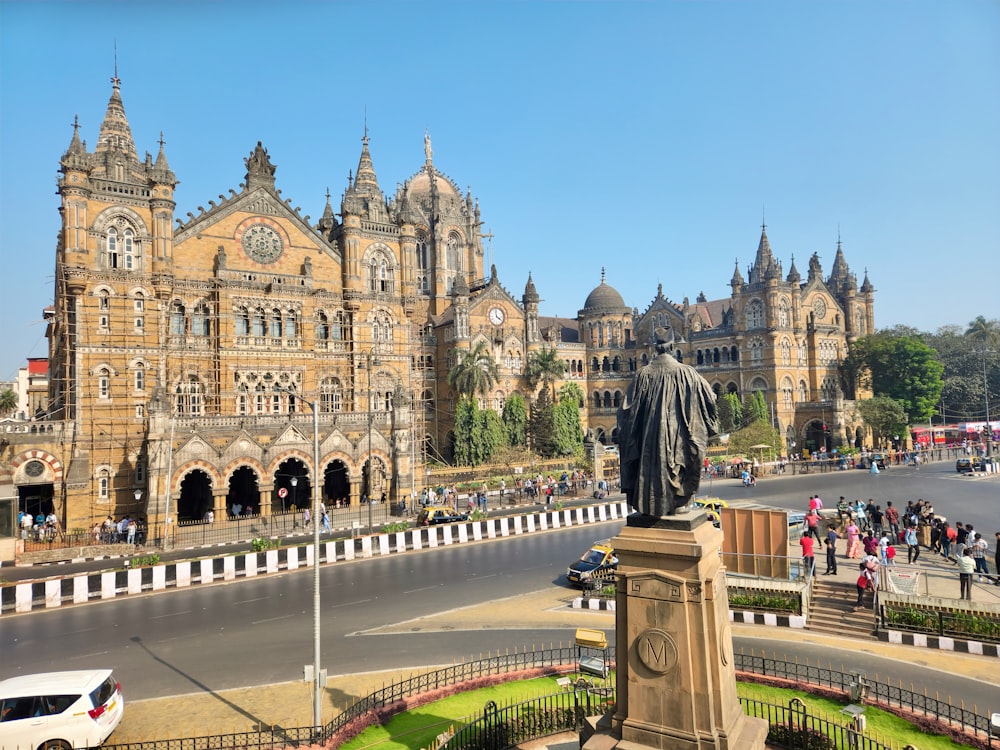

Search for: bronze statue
xmin=617 ymin=326 xmax=718 ymax=517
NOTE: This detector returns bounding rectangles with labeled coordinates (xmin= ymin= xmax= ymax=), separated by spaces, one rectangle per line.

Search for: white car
xmin=0 ymin=670 xmax=124 ymax=749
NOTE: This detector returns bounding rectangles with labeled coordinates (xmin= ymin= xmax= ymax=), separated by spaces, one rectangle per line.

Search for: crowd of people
xmin=799 ymin=494 xmax=998 ymax=606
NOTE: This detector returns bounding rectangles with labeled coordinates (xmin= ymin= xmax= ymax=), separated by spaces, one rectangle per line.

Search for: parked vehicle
xmin=0 ymin=669 xmax=124 ymax=750
xmin=567 ymin=543 xmax=618 ymax=589
xmin=956 ymin=457 xmax=985 ymax=473
xmin=416 ymin=506 xmax=469 ymax=526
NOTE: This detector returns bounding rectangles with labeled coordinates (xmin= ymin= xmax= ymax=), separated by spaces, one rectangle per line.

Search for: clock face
xmin=489 ymin=307 xmax=505 ymax=325
xmin=241 ymin=224 xmax=284 ymax=263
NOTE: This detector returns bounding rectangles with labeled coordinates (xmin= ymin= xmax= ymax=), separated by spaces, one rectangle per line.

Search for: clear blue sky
xmin=1 ymin=0 xmax=998 ymax=380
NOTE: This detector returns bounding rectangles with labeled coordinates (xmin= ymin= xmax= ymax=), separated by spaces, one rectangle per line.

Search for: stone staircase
xmin=807 ymin=575 xmax=876 ymax=639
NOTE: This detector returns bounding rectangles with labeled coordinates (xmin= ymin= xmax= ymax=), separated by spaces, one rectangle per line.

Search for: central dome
xmin=583 ymin=275 xmax=626 ymax=312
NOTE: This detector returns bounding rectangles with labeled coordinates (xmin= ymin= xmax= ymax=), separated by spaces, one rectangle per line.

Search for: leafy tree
xmin=855 ymin=396 xmax=908 ymax=449
xmin=842 ymin=331 xmax=944 ymax=424
xmin=551 ymin=383 xmax=585 ymax=457
xmin=743 ymin=391 xmax=768 ymax=425
xmin=716 ymin=392 xmax=742 ymax=433
xmin=728 ymin=421 xmax=781 ymax=458
xmin=526 ymin=346 xmax=566 ymax=399
xmin=452 ymin=397 xmax=478 ymax=466
xmin=965 ymin=315 xmax=1000 ymax=350
xmin=528 ymin=387 xmax=556 ymax=457
xmin=0 ymin=388 xmax=17 ymax=417
xmin=501 ymin=392 xmax=527 ymax=447
xmin=477 ymin=408 xmax=505 ymax=464
xmin=925 ymin=323 xmax=1000 ymax=423
xmin=447 ymin=342 xmax=499 ymax=400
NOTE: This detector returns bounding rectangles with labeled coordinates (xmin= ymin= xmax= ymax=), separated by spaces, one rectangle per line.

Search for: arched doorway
xmin=804 ymin=420 xmax=829 ymax=455
xmin=324 ymin=459 xmax=350 ymax=506
xmin=227 ymin=466 xmax=259 ymax=516
xmin=177 ymin=469 xmax=213 ymax=521
xmin=273 ymin=458 xmax=308 ymax=514
xmin=17 ymin=483 xmax=54 ymax=520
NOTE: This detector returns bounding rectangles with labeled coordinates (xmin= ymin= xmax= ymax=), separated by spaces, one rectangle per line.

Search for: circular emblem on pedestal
xmin=635 ymin=628 xmax=679 ymax=674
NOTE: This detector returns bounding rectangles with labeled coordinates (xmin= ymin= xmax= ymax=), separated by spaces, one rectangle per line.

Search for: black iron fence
xmin=98 ymin=647 xmax=995 ymax=750
xmin=877 ymin=598 xmax=1000 ymax=644
xmin=734 ymin=651 xmax=995 ymax=742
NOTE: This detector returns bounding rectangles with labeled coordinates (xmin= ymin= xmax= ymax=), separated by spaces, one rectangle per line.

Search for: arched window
xmin=331 ymin=311 xmax=344 ymax=341
xmin=134 ymin=363 xmax=145 ymax=392
xmin=174 ymin=376 xmax=203 ymax=416
xmin=612 ymin=390 xmax=623 ymax=408
xmin=270 ymin=309 xmax=282 ymax=338
xmin=416 ymin=235 xmax=430 ymax=293
xmin=107 ymin=227 xmax=120 ymax=269
xmin=781 ymin=376 xmax=794 ymax=407
xmin=123 ymin=228 xmax=135 ymax=270
xmin=731 ymin=346 xmax=739 ymax=362
xmin=713 ymin=348 xmax=720 ymax=364
xmin=254 ymin=383 xmax=266 ymax=414
xmin=170 ymin=301 xmax=186 ymax=335
xmin=285 ymin=310 xmax=297 ymax=338
xmin=696 ymin=350 xmax=704 ymax=365
xmin=591 ymin=357 xmax=600 ymax=372
xmin=780 ymin=337 xmax=791 ymax=366
xmin=192 ymin=303 xmax=210 ymax=337
xmin=98 ymin=367 xmax=111 ymax=399
xmin=603 ymin=391 xmax=612 ymax=408
xmin=749 ymin=339 xmax=764 ymax=363
xmin=746 ymin=299 xmax=764 ymax=329
xmin=798 ymin=380 xmax=808 ymax=402
xmin=97 ymin=468 xmax=110 ymax=500
xmin=320 ymin=377 xmax=342 ymax=413
xmin=367 ymin=249 xmax=396 ymax=293
xmin=236 ymin=307 xmax=250 ymax=336
xmin=778 ymin=298 xmax=790 ymax=327
xmin=251 ymin=307 xmax=266 ymax=338
xmin=315 ymin=312 xmax=329 ymax=341
xmin=593 ymin=391 xmax=601 ymax=409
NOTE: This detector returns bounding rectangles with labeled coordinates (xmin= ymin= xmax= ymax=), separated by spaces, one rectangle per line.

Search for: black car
xmin=567 ymin=543 xmax=618 ymax=590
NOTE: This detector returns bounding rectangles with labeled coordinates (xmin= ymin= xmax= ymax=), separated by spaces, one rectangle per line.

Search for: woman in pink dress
xmin=845 ymin=521 xmax=861 ymax=559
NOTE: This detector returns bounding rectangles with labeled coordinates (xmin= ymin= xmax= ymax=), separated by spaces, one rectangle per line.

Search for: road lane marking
xmin=329 ymin=598 xmax=373 ymax=608
xmin=251 ymin=614 xmax=297 ymax=624
xmin=149 ymin=610 xmax=192 ymax=619
xmin=233 ymin=596 xmax=270 ymax=604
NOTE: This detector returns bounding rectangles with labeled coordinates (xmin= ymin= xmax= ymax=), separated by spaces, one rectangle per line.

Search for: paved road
xmin=4 ymin=520 xmax=999 ymax=714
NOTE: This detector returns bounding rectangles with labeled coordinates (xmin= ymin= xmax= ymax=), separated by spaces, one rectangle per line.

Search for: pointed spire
xmin=786 ymin=254 xmax=801 ymax=284
xmin=354 ymin=133 xmax=381 ymax=195
xmin=600 ymin=267 xmax=607 ymax=285
xmin=750 ymin=222 xmax=774 ymax=284
xmin=94 ymin=71 xmax=138 ymax=164
xmin=318 ymin=187 xmax=337 ymax=232
xmin=807 ymin=252 xmax=823 ymax=283
xmin=860 ymin=268 xmax=875 ymax=294
xmin=523 ymin=272 xmax=540 ymax=304
xmin=730 ymin=258 xmax=744 ymax=289
xmin=829 ymin=236 xmax=849 ymax=285
xmin=61 ymin=114 xmax=89 ymax=170
xmin=150 ymin=131 xmax=176 ymax=185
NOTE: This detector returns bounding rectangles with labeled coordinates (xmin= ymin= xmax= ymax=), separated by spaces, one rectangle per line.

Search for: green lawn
xmin=337 ymin=675 xmax=588 ymax=750
xmin=737 ymin=683 xmax=971 ymax=750
xmin=338 ymin=676 xmax=972 ymax=750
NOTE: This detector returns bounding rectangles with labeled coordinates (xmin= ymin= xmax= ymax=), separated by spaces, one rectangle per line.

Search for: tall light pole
xmin=982 ymin=349 xmax=994 ymax=457
xmin=276 ymin=387 xmax=322 ymax=728
xmin=364 ymin=349 xmax=379 ymax=534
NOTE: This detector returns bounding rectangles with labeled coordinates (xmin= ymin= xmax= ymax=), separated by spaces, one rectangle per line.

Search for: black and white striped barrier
xmin=1 ymin=502 xmax=630 ymax=615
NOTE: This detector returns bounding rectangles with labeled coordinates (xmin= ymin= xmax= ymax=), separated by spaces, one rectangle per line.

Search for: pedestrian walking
xmin=800 ymin=534 xmax=816 ymax=577
xmin=958 ymin=549 xmax=975 ymax=600
xmin=804 ymin=509 xmax=821 ymax=541
xmin=845 ymin=520 xmax=861 ymax=559
xmin=970 ymin=533 xmax=990 ymax=580
xmin=905 ymin=524 xmax=920 ymax=564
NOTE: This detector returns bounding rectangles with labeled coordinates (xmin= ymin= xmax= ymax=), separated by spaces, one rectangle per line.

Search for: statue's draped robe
xmin=617 ymin=353 xmax=718 ymax=516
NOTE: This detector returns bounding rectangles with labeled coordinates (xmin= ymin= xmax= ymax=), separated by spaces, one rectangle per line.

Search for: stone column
xmin=584 ymin=510 xmax=767 ymax=750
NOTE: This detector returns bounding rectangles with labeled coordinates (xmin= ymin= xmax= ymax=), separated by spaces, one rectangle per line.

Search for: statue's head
xmin=653 ymin=326 xmax=675 ymax=354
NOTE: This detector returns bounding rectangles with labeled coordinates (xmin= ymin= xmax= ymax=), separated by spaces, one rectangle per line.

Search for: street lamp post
xmin=364 ymin=349 xmax=379 ymax=534
xmin=981 ymin=349 xmax=993 ymax=457
xmin=134 ymin=489 xmax=142 ymax=515
xmin=290 ymin=475 xmax=298 ymax=517
xmin=276 ymin=387 xmax=322 ymax=729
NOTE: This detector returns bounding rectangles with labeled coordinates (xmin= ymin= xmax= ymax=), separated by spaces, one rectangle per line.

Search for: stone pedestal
xmin=584 ymin=510 xmax=767 ymax=750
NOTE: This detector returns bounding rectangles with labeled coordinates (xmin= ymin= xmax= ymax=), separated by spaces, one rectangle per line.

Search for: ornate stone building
xmin=0 ymin=76 xmax=874 ymax=532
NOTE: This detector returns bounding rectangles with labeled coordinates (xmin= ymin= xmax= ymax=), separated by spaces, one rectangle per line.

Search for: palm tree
xmin=526 ymin=346 xmax=566 ymax=400
xmin=0 ymin=388 xmax=17 ymax=418
xmin=965 ymin=316 xmax=1000 ymax=350
xmin=447 ymin=342 xmax=500 ymax=400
